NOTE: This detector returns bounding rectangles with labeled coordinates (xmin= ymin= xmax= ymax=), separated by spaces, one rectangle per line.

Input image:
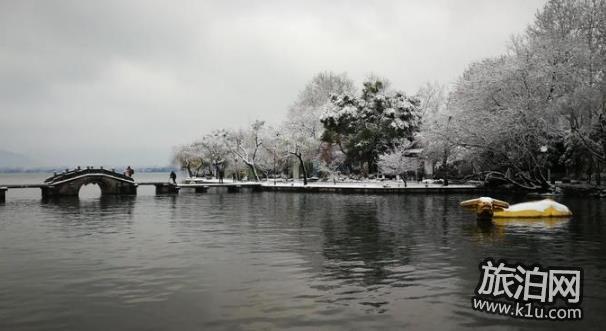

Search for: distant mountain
xmin=0 ymin=149 xmax=177 ymax=172
xmin=0 ymin=149 xmax=35 ymax=168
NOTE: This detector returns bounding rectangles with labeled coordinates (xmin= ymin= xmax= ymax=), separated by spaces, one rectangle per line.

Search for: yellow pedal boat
xmin=460 ymin=197 xmax=572 ymax=219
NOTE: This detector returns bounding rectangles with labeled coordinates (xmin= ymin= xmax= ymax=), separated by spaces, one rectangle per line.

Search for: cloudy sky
xmin=0 ymin=0 xmax=546 ymax=167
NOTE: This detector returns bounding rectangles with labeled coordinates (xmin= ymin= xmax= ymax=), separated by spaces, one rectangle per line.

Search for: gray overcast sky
xmin=0 ymin=0 xmax=546 ymax=167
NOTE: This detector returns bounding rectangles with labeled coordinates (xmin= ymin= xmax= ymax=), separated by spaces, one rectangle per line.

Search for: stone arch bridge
xmin=0 ymin=167 xmax=262 ymax=202
xmin=40 ymin=168 xmax=137 ymax=198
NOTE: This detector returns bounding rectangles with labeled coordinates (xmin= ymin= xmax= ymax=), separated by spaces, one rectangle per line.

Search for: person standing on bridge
xmin=169 ymin=171 xmax=177 ymax=184
xmin=125 ymin=166 xmax=134 ymax=177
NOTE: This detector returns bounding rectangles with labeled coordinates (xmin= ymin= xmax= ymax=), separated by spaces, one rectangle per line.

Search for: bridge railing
xmin=44 ymin=167 xmax=135 ymax=183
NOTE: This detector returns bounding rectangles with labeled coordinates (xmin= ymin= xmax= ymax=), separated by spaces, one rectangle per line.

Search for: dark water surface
xmin=1 ymin=173 xmax=605 ymax=330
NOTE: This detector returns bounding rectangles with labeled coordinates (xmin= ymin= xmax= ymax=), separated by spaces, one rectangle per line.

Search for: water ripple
xmin=0 ymin=188 xmax=604 ymax=330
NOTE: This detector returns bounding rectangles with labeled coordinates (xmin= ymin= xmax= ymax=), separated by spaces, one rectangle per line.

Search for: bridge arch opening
xmin=78 ymin=182 xmax=103 ymax=198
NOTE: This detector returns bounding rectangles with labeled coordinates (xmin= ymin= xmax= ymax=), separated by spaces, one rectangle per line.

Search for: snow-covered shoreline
xmin=184 ymin=177 xmax=479 ymax=190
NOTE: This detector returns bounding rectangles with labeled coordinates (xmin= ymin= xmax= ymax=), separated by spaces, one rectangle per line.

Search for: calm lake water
xmin=1 ymin=173 xmax=605 ymax=330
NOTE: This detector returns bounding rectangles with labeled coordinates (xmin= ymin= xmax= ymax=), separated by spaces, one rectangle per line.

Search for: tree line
xmin=174 ymin=0 xmax=606 ymax=189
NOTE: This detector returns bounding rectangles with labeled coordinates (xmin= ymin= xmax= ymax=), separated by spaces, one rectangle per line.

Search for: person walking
xmin=169 ymin=171 xmax=177 ymax=184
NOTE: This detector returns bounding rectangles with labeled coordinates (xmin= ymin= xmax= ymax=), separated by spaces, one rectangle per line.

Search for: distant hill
xmin=0 ymin=149 xmax=177 ymax=172
xmin=0 ymin=149 xmax=35 ymax=168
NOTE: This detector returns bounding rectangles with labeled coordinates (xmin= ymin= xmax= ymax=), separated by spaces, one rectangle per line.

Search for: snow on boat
xmin=493 ymin=199 xmax=572 ymax=218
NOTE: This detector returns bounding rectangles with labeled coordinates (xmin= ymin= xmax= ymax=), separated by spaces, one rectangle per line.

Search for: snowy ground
xmin=184 ymin=177 xmax=478 ymax=189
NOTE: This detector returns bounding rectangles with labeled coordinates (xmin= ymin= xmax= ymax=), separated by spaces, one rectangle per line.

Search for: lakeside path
xmin=183 ymin=178 xmax=482 ymax=194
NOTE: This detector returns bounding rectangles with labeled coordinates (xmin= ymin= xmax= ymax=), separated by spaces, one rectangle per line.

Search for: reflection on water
xmin=0 ymin=175 xmax=605 ymax=330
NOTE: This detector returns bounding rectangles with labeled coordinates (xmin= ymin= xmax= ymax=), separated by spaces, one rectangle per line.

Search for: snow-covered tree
xmin=259 ymin=127 xmax=289 ymax=180
xmin=528 ymin=0 xmax=606 ymax=176
xmin=377 ymin=141 xmax=419 ymax=183
xmin=417 ymin=81 xmax=447 ymax=119
xmin=321 ymin=77 xmax=422 ymax=174
xmin=199 ymin=130 xmax=231 ymax=178
xmin=287 ymin=72 xmax=356 ymax=139
xmin=227 ymin=120 xmax=267 ymax=181
xmin=172 ymin=142 xmax=207 ymax=177
xmin=432 ymin=0 xmax=606 ymax=188
xmin=317 ymin=141 xmax=346 ymax=178
xmin=416 ymin=82 xmax=453 ymax=175
xmin=444 ymin=52 xmax=564 ymax=189
xmin=279 ymin=118 xmax=323 ymax=185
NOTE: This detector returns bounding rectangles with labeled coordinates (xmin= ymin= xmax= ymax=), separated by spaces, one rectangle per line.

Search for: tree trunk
xmin=596 ymin=159 xmax=601 ymax=186
xmin=186 ymin=165 xmax=193 ymax=177
xmin=194 ymin=164 xmax=204 ymax=177
xmin=442 ymin=148 xmax=449 ymax=186
xmin=247 ymin=163 xmax=260 ymax=182
xmin=297 ymin=154 xmax=308 ymax=185
xmin=367 ymin=155 xmax=375 ymax=176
